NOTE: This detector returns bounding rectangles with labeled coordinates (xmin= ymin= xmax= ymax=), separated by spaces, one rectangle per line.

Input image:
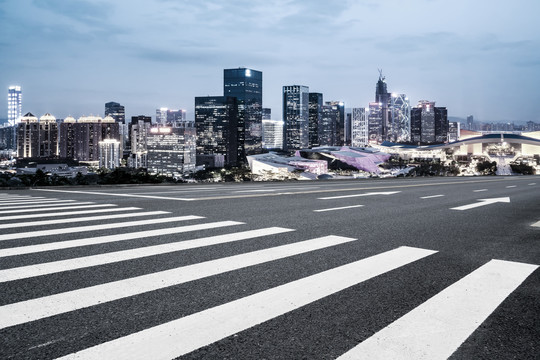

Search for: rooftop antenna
xmin=378 ymin=68 xmax=385 ymax=81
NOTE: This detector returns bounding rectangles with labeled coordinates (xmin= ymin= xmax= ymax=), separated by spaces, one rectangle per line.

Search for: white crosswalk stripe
xmin=338 ymin=259 xmax=538 ymax=360
xmin=0 ymin=197 xmax=50 ymax=203
xmin=0 ymin=215 xmax=204 ymax=241
xmin=0 ymin=200 xmax=80 ymax=210
xmin=54 ymin=246 xmax=436 ymax=360
xmin=0 ymin=207 xmax=142 ymax=221
xmin=0 ymin=211 xmax=170 ymax=229
xmin=0 ymin=203 xmax=108 ymax=214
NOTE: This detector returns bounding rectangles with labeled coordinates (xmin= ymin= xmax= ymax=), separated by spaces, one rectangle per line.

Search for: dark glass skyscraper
xmin=308 ymin=93 xmax=323 ymax=148
xmin=283 ymin=85 xmax=309 ymax=152
xmin=375 ymin=71 xmax=391 ymax=141
xmin=195 ymin=96 xmax=239 ymax=166
xmin=410 ymin=101 xmax=447 ymax=144
xmin=105 ymin=102 xmax=125 ymax=124
xmin=223 ymin=68 xmax=262 ymax=158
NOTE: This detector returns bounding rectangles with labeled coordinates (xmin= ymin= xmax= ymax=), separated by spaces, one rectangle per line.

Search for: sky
xmin=1 ymin=0 xmax=539 ymax=123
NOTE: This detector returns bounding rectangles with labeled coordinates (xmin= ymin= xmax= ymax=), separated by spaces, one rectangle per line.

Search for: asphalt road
xmin=0 ymin=176 xmax=539 ymax=359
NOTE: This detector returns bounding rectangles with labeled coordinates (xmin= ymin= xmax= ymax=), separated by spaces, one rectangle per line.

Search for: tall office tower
xmin=262 ymin=108 xmax=272 ymax=120
xmin=351 ymin=108 xmax=369 ymax=147
xmin=8 ymin=86 xmax=22 ymax=126
xmin=308 ymin=92 xmax=323 ymax=148
xmin=375 ymin=71 xmax=391 ymax=140
xmin=320 ymin=103 xmax=337 ymax=146
xmin=38 ymin=113 xmax=58 ymax=157
xmin=389 ymin=93 xmax=411 ymax=143
xmin=129 ymin=115 xmax=152 ymax=168
xmin=156 ymin=108 xmax=168 ymax=124
xmin=327 ymin=101 xmax=345 ymax=146
xmin=59 ymin=116 xmax=77 ymax=159
xmin=146 ymin=123 xmax=196 ymax=176
xmin=345 ymin=111 xmax=352 ymax=146
xmin=16 ymin=112 xmax=39 ymax=158
xmin=262 ymin=119 xmax=284 ymax=150
xmin=467 ymin=115 xmax=474 ymax=131
xmin=411 ymin=100 xmax=436 ymax=144
xmin=105 ymin=102 xmax=125 ymax=123
xmin=368 ymin=102 xmax=383 ymax=144
xmin=434 ymin=106 xmax=448 ymax=143
xmin=224 ymin=67 xmax=262 ymax=157
xmin=105 ymin=101 xmax=126 ymax=154
xmin=283 ymin=85 xmax=309 ymax=152
xmin=195 ymin=96 xmax=239 ymax=166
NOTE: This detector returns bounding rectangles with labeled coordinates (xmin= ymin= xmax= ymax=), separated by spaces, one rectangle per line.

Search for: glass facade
xmin=8 ymin=86 xmax=22 ymax=127
xmin=283 ymin=85 xmax=309 ymax=152
xmin=351 ymin=108 xmax=369 ymax=147
xmin=308 ymin=93 xmax=323 ymax=148
xmin=389 ymin=93 xmax=411 ymax=143
xmin=224 ymin=68 xmax=262 ymax=158
xmin=146 ymin=124 xmax=196 ymax=176
xmin=368 ymin=102 xmax=383 ymax=144
xmin=195 ymin=96 xmax=238 ymax=166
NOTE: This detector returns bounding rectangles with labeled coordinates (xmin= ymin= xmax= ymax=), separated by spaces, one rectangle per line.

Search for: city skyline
xmin=1 ymin=0 xmax=539 ymax=123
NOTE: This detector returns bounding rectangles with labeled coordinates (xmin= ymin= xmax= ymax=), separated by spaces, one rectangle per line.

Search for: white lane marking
xmin=532 ymin=220 xmax=540 ymax=228
xmin=55 ymin=246 xmax=436 ymax=360
xmin=234 ymin=189 xmax=277 ymax=193
xmin=473 ymin=189 xmax=488 ymax=192
xmin=450 ymin=197 xmax=510 ymax=211
xmin=0 ymin=221 xmax=243 ymax=257
xmin=420 ymin=194 xmax=445 ymax=199
xmin=0 ymin=200 xmax=79 ymax=209
xmin=131 ymin=187 xmax=221 ymax=195
xmin=0 ymin=207 xmax=142 ymax=221
xmin=35 ymin=189 xmax=195 ymax=201
xmin=338 ymin=259 xmax=538 ymax=360
xmin=0 ymin=215 xmax=204 ymax=242
xmin=0 ymin=204 xmax=112 ymax=215
xmin=528 ymin=183 xmax=536 ymax=185
xmin=0 ymin=227 xmax=295 ymax=282
xmin=0 ymin=211 xmax=170 ymax=230
xmin=318 ymin=191 xmax=401 ymax=200
xmin=314 ymin=205 xmax=364 ymax=212
xmin=0 ymin=197 xmax=50 ymax=203
xmin=505 ymin=185 xmax=517 ymax=188
xmin=0 ymin=235 xmax=358 ymax=329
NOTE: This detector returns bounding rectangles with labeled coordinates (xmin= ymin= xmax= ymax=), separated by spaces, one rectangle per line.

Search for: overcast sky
xmin=1 ymin=0 xmax=539 ymax=123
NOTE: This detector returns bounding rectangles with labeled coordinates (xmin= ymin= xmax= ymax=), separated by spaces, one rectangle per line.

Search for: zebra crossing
xmin=0 ymin=193 xmax=537 ymax=359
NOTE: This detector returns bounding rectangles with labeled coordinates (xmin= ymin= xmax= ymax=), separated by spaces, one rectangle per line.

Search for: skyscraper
xmin=224 ymin=67 xmax=262 ymax=158
xmin=8 ymin=86 xmax=22 ymax=127
xmin=38 ymin=113 xmax=58 ymax=157
xmin=308 ymin=93 xmax=323 ymax=148
xmin=146 ymin=123 xmax=196 ymax=176
xmin=283 ymin=85 xmax=309 ymax=152
xmin=129 ymin=115 xmax=152 ymax=168
xmin=411 ymin=100 xmax=447 ymax=144
xmin=195 ymin=96 xmax=239 ymax=166
xmin=375 ymin=71 xmax=391 ymax=140
xmin=16 ymin=112 xmax=39 ymax=158
xmin=368 ymin=102 xmax=383 ymax=144
xmin=320 ymin=103 xmax=337 ymax=146
xmin=389 ymin=93 xmax=411 ymax=143
xmin=105 ymin=102 xmax=125 ymax=124
xmin=351 ymin=108 xmax=369 ymax=147
xmin=262 ymin=108 xmax=272 ymax=120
